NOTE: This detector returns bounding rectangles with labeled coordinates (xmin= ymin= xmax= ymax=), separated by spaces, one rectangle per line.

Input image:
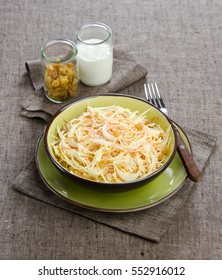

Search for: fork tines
xmin=144 ymin=82 xmax=166 ymax=110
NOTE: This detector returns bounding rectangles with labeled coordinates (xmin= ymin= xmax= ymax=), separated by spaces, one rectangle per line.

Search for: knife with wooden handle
xmin=174 ymin=126 xmax=201 ymax=182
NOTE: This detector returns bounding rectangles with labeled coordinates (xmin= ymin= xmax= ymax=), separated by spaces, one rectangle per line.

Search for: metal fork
xmin=144 ymin=82 xmax=201 ymax=182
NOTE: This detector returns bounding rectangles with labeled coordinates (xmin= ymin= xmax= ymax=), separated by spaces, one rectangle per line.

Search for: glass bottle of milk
xmin=76 ymin=22 xmax=113 ymax=87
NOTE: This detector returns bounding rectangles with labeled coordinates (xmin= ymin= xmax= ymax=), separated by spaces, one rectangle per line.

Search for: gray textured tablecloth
xmin=1 ymin=0 xmax=222 ymax=259
xmin=11 ymin=45 xmax=216 ymax=243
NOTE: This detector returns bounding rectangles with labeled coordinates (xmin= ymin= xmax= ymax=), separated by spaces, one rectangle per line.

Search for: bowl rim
xmin=44 ymin=93 xmax=178 ymax=186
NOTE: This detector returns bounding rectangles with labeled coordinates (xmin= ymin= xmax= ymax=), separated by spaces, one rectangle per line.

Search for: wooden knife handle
xmin=174 ymin=126 xmax=201 ymax=182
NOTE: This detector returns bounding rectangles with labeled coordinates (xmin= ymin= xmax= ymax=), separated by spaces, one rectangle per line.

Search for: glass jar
xmin=40 ymin=39 xmax=79 ymax=103
xmin=76 ymin=22 xmax=113 ymax=86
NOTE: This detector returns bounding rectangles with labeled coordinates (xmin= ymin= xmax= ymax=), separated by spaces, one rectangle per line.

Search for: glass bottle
xmin=40 ymin=39 xmax=79 ymax=103
xmin=76 ymin=22 xmax=113 ymax=87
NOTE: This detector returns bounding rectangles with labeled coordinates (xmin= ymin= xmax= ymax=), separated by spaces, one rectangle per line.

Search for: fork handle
xmin=174 ymin=127 xmax=201 ymax=182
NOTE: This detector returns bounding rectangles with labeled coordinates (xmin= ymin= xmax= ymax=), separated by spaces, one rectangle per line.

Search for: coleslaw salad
xmin=51 ymin=105 xmax=171 ymax=183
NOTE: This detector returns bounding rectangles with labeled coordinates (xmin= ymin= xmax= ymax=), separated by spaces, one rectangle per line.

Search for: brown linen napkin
xmin=12 ymin=128 xmax=217 ymax=243
xmin=21 ymin=45 xmax=147 ymax=121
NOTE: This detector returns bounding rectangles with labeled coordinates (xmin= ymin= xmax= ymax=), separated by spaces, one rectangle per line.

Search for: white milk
xmin=77 ymin=39 xmax=113 ymax=86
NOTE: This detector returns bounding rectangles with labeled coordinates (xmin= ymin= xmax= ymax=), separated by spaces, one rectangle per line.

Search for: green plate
xmin=36 ymin=125 xmax=191 ymax=213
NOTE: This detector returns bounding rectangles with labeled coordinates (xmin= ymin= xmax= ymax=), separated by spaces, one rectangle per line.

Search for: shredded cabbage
xmin=51 ymin=105 xmax=171 ymax=183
